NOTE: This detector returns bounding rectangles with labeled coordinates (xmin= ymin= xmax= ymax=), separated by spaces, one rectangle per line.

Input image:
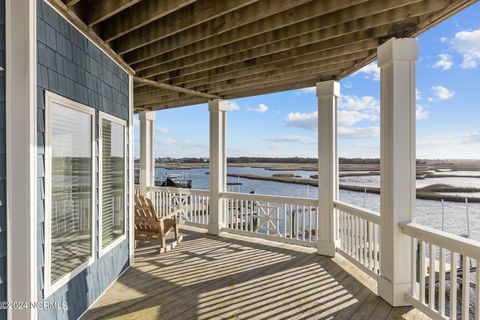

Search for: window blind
xmin=101 ymin=118 xmax=126 ymax=249
xmin=50 ymin=102 xmax=93 ymax=284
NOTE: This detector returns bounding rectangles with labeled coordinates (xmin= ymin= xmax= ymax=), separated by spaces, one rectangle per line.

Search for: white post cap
xmin=378 ymin=38 xmax=418 ymax=67
xmin=316 ymin=80 xmax=340 ymax=97
xmin=208 ymin=99 xmax=229 ymax=112
xmin=139 ymin=110 xmax=156 ymax=121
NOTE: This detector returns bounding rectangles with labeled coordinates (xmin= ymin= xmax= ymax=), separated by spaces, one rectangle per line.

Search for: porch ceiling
xmin=49 ymin=0 xmax=475 ymax=112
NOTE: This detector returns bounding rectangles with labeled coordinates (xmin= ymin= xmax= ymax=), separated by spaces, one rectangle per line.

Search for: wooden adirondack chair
xmin=134 ymin=194 xmax=182 ymax=253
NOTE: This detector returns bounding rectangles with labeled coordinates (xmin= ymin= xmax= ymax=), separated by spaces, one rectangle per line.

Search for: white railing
xmin=401 ymin=223 xmax=480 ymax=320
xmin=334 ymin=201 xmax=381 ymax=279
xmin=134 ymin=185 xmax=140 ymax=195
xmin=220 ymin=192 xmax=319 ymax=246
xmin=146 ymin=186 xmax=210 ymax=226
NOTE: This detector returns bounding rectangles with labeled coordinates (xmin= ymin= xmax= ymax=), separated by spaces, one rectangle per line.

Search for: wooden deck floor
xmin=82 ymin=227 xmax=429 ymax=320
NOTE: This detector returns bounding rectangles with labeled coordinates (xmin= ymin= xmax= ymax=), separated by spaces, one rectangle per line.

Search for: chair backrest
xmin=134 ymin=194 xmax=159 ymax=231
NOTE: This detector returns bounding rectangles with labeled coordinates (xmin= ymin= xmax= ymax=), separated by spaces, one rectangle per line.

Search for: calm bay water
xmin=155 ymin=166 xmax=480 ymax=241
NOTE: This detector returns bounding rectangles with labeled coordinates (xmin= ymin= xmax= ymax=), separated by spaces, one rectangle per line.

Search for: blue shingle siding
xmin=37 ymin=1 xmax=131 ymax=319
xmin=0 ymin=0 xmax=6 ymax=319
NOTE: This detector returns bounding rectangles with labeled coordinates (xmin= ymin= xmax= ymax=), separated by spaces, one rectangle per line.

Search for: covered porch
xmin=83 ymin=227 xmax=426 ymax=320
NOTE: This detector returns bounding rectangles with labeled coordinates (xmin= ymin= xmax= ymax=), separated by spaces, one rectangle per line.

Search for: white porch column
xmin=377 ymin=38 xmax=418 ymax=306
xmin=208 ymin=99 xmax=228 ymax=235
xmin=6 ymin=0 xmax=37 ymax=319
xmin=316 ymin=80 xmax=340 ymax=257
xmin=139 ymin=111 xmax=155 ymax=195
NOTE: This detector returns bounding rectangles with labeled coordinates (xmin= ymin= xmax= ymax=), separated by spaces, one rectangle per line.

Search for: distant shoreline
xmin=153 ymin=160 xmax=480 ymax=173
xmin=149 ymin=160 xmax=480 ymax=202
xmin=225 ymin=173 xmax=480 ymax=203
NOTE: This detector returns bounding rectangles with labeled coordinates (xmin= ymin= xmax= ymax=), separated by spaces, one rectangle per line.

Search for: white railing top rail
xmin=146 ymin=186 xmax=210 ymax=196
xmin=333 ymin=200 xmax=381 ymax=225
xmin=220 ymin=191 xmax=318 ymax=207
xmin=400 ymin=222 xmax=480 ymax=260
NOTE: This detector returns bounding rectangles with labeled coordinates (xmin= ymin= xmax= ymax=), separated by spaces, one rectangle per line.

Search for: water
xmin=340 ymin=174 xmax=480 ymax=189
xmin=155 ymin=166 xmax=480 ymax=241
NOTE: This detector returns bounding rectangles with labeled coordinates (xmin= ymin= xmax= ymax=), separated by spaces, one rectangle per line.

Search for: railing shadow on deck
xmin=81 ymin=228 xmax=422 ymax=320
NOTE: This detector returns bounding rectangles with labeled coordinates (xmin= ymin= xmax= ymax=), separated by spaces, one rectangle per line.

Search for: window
xmin=99 ymin=112 xmax=127 ymax=255
xmin=45 ymin=92 xmax=95 ymax=296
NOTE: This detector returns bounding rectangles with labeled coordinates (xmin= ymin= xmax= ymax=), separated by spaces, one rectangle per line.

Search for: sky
xmin=135 ymin=2 xmax=480 ymax=160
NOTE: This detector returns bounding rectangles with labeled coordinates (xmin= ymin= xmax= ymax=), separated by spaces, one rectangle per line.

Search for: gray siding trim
xmin=37 ymin=0 xmax=131 ymax=319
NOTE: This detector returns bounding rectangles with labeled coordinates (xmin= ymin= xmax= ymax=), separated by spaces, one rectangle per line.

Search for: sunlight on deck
xmin=82 ymin=227 xmax=428 ymax=320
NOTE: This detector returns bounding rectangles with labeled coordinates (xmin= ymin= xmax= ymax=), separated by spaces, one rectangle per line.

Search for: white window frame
xmin=99 ymin=111 xmax=128 ymax=257
xmin=44 ymin=91 xmax=96 ymax=298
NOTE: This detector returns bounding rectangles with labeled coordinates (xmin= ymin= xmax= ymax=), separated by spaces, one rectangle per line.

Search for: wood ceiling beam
xmin=171 ymin=41 xmax=377 ymax=89
xmin=133 ymin=76 xmax=219 ymax=99
xmin=191 ymin=63 xmax=351 ymax=95
xmin=134 ymin=89 xmax=190 ymax=104
xmin=132 ymin=0 xmax=428 ymax=73
xmin=220 ymin=75 xmax=338 ymax=99
xmin=138 ymin=0 xmax=447 ymax=80
xmin=183 ymin=52 xmax=372 ymax=93
xmin=124 ymin=0 xmax=348 ymax=66
xmin=65 ymin=0 xmax=81 ymax=6
xmin=136 ymin=97 xmax=209 ymax=112
xmin=134 ymin=88 xmax=194 ymax=104
xmin=45 ymin=0 xmax=135 ymax=74
xmin=100 ymin=0 xmax=197 ymax=42
xmin=138 ymin=75 xmax=335 ymax=110
xmin=135 ymin=60 xmax=353 ymax=105
xmin=113 ymin=0 xmax=258 ymax=55
xmin=142 ymin=24 xmax=396 ymax=84
xmin=140 ymin=66 xmax=343 ymax=107
xmin=84 ymin=0 xmax=143 ymax=26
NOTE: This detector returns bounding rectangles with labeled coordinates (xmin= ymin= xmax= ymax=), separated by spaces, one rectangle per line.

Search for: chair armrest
xmin=161 ymin=207 xmax=181 ymax=220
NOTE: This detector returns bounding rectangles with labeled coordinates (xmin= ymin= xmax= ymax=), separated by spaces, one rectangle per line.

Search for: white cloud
xmin=339 ymin=95 xmax=380 ymax=112
xmin=338 ymin=127 xmax=380 ymax=138
xmin=440 ymin=36 xmax=448 ymax=43
xmin=433 ymin=54 xmax=453 ymax=70
xmin=247 ymin=103 xmax=268 ymax=113
xmin=285 ymin=111 xmax=317 ymax=130
xmin=416 ymin=105 xmax=430 ymax=120
xmin=157 ymin=126 xmax=170 ymax=133
xmin=338 ymin=110 xmax=375 ymax=126
xmin=226 ymin=101 xmax=240 ymax=111
xmin=452 ymin=28 xmax=480 ymax=68
xmin=353 ymin=62 xmax=380 ymax=81
xmin=261 ymin=135 xmax=315 ymax=144
xmin=285 ymin=95 xmax=380 ymax=132
xmin=431 ymin=86 xmax=455 ymax=100
xmin=418 ymin=131 xmax=480 ymax=147
xmin=257 ymin=103 xmax=268 ymax=113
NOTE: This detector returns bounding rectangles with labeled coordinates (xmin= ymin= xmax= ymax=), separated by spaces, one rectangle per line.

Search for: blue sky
xmin=135 ymin=2 xmax=480 ymax=160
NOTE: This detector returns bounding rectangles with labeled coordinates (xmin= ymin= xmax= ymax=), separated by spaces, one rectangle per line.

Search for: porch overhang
xmin=46 ymin=0 xmax=475 ymax=112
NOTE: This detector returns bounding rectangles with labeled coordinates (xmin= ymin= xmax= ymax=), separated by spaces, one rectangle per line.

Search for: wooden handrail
xmin=400 ymin=222 xmax=480 ymax=260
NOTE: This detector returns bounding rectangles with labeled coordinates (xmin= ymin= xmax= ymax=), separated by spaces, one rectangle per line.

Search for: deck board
xmin=82 ymin=227 xmax=429 ymax=320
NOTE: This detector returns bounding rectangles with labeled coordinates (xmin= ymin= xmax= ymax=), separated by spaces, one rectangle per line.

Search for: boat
xmin=155 ymin=174 xmax=192 ymax=188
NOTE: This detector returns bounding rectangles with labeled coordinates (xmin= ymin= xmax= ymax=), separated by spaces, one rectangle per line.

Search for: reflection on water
xmin=340 ymin=174 xmax=480 ymax=189
xmin=155 ymin=167 xmax=480 ymax=241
